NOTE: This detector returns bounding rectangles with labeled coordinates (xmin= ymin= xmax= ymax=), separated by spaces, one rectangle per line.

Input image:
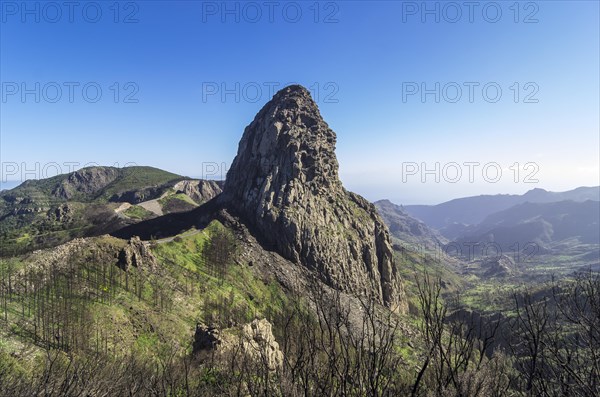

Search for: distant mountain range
xmin=403 ymin=187 xmax=600 ymax=230
xmin=452 ymin=200 xmax=600 ymax=255
xmin=376 ymin=187 xmax=599 ymax=266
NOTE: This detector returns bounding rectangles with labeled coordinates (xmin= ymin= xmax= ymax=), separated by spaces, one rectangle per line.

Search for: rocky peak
xmin=222 ymin=85 xmax=405 ymax=312
xmin=482 ymin=254 xmax=519 ymax=278
xmin=173 ymin=179 xmax=223 ymax=204
xmin=224 ymin=85 xmax=340 ymax=198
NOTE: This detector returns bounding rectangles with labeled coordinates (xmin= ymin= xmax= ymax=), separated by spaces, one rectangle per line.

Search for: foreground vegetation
xmin=0 ymin=221 xmax=598 ymax=396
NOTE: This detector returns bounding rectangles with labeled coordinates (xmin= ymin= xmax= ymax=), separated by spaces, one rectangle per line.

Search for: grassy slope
xmin=123 ymin=205 xmax=156 ymax=220
xmin=0 ymin=221 xmax=289 ymax=374
xmin=98 ymin=167 xmax=183 ymax=202
xmin=158 ymin=192 xmax=199 ymax=214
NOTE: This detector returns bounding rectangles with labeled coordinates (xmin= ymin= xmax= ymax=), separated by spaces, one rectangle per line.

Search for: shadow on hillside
xmin=111 ymin=194 xmax=283 ymax=259
xmin=110 ymin=196 xmax=222 ymax=241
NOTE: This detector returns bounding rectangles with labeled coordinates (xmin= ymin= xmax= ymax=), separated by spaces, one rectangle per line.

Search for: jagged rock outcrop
xmin=193 ymin=319 xmax=283 ymax=371
xmin=52 ymin=167 xmax=121 ymax=200
xmin=222 ymin=85 xmax=405 ymax=312
xmin=50 ymin=203 xmax=74 ymax=222
xmin=117 ymin=236 xmax=157 ymax=270
xmin=173 ymin=180 xmax=223 ymax=204
xmin=241 ymin=319 xmax=283 ymax=371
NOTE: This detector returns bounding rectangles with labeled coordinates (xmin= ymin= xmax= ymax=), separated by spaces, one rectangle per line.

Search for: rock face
xmin=222 ymin=85 xmax=405 ymax=311
xmin=52 ymin=167 xmax=121 ymax=200
xmin=193 ymin=319 xmax=283 ymax=371
xmin=193 ymin=325 xmax=221 ymax=353
xmin=241 ymin=319 xmax=283 ymax=371
xmin=117 ymin=236 xmax=157 ymax=270
xmin=173 ymin=180 xmax=223 ymax=204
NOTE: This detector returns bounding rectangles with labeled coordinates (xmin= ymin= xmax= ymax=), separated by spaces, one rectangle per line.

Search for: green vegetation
xmin=158 ymin=192 xmax=198 ymax=214
xmin=0 ymin=218 xmax=598 ymax=396
xmin=0 ymin=166 xmax=182 ymax=204
xmin=159 ymin=192 xmax=197 ymax=206
xmin=0 ymin=220 xmax=286 ymax=357
xmin=0 ymin=167 xmax=188 ymax=255
xmin=13 ymin=167 xmax=176 ymax=200
xmin=152 ymin=221 xmax=287 ymax=328
xmin=0 ymin=202 xmax=106 ymax=256
xmin=98 ymin=167 xmax=182 ymax=201
xmin=123 ymin=205 xmax=155 ymax=220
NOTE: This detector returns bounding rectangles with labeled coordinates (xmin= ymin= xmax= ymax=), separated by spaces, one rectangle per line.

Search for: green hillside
xmin=0 ymin=167 xmax=188 ymax=256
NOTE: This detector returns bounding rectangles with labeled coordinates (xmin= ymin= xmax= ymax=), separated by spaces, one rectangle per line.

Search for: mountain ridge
xmin=403 ymin=186 xmax=600 ymax=230
xmin=0 ymin=166 xmax=222 ymax=255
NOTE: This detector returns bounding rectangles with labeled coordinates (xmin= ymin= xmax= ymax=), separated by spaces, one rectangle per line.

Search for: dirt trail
xmin=137 ymin=199 xmax=163 ymax=216
xmin=114 ymin=202 xmax=132 ymax=213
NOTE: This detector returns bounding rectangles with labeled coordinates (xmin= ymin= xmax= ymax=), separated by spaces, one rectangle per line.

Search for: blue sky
xmin=1 ymin=1 xmax=598 ymax=204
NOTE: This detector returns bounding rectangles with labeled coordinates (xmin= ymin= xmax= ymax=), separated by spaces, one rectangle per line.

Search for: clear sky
xmin=1 ymin=1 xmax=598 ymax=204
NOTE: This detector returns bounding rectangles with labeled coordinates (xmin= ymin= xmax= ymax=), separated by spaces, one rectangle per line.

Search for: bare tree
xmin=412 ymin=271 xmax=509 ymax=397
xmin=203 ymin=226 xmax=237 ymax=283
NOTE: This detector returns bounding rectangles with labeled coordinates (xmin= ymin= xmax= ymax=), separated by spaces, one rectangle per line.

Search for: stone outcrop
xmin=241 ymin=319 xmax=283 ymax=371
xmin=117 ymin=236 xmax=157 ymax=270
xmin=482 ymin=254 xmax=518 ymax=278
xmin=50 ymin=203 xmax=74 ymax=222
xmin=52 ymin=167 xmax=121 ymax=200
xmin=193 ymin=319 xmax=283 ymax=372
xmin=173 ymin=180 xmax=223 ymax=204
xmin=222 ymin=85 xmax=405 ymax=311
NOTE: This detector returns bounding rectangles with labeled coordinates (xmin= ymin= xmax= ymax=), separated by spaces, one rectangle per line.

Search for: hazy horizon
xmin=1 ymin=162 xmax=598 ymax=206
